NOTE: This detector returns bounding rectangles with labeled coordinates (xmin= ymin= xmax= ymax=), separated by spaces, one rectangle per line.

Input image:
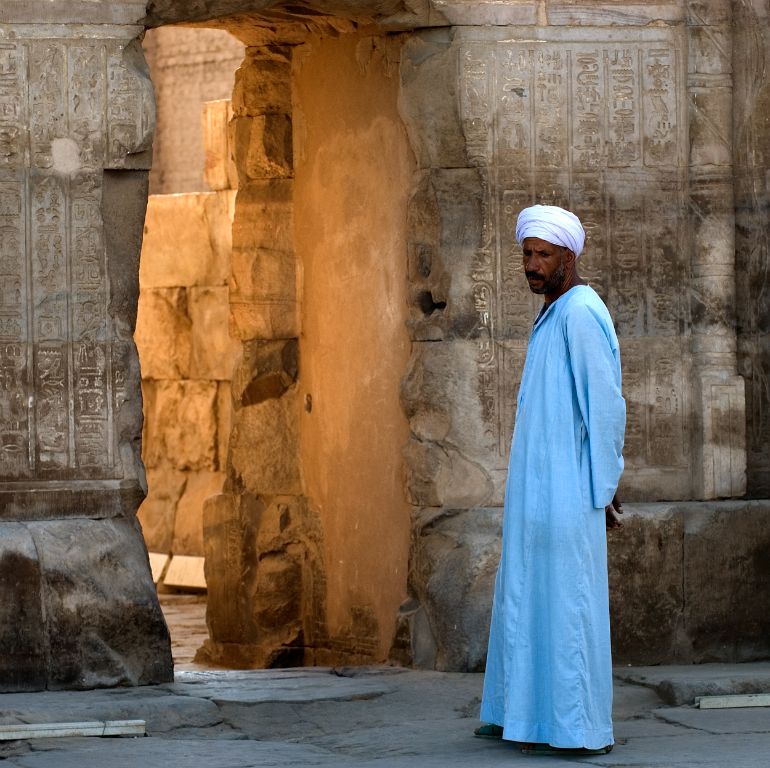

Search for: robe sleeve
xmin=565 ymin=299 xmax=626 ymax=509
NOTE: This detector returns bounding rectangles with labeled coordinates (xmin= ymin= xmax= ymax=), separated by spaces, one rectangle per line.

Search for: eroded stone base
xmin=401 ymin=501 xmax=770 ymax=671
xmin=0 ymin=516 xmax=172 ymax=691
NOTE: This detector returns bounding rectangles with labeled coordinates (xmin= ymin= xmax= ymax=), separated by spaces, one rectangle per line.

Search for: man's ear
xmin=563 ymin=247 xmax=577 ymax=268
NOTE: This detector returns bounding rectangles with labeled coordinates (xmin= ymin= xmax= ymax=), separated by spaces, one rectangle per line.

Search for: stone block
xmin=608 ymin=505 xmax=686 ymax=664
xmin=139 ymin=191 xmax=235 ymax=289
xmin=172 ymin=471 xmax=226 ymax=557
xmin=688 ymin=86 xmax=733 ymax=168
xmin=682 ymin=502 xmax=770 ymax=662
xmin=0 ymin=518 xmax=172 ymax=691
xmin=406 ymin=169 xmax=485 ymax=341
xmin=232 ymin=339 xmax=298 ymax=408
xmin=203 ymin=99 xmax=238 ymax=191
xmin=399 ymin=32 xmax=469 ymax=169
xmin=231 ymin=395 xmax=301 ymax=496
xmin=137 ymin=467 xmax=188 ymax=553
xmin=0 ymin=523 xmax=47 ymax=690
xmin=202 ymin=492 xmax=325 ymax=667
xmin=188 ymin=286 xmax=241 ymax=381
xmin=231 ymin=46 xmax=292 ymax=117
xmin=29 ymin=517 xmax=172 ymax=689
xmin=229 ymin=180 xmax=296 ymax=341
xmin=408 ymin=507 xmax=501 ymax=671
xmin=232 ymin=114 xmax=293 ymax=183
xmin=401 ymin=341 xmax=501 ymax=507
xmin=142 ymin=380 xmax=219 ymax=472
xmin=217 ymin=382 xmax=233 ymax=472
xmin=135 ymin=287 xmax=192 ymax=380
xmin=429 ymin=0 xmax=536 ymax=25
xmin=232 ymin=180 xmax=294 ymax=254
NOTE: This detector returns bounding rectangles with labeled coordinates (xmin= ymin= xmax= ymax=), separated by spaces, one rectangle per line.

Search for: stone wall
xmin=135 ymin=185 xmax=239 ymax=559
xmin=3 ymin=0 xmax=770 ymax=689
xmin=143 ymin=27 xmax=245 ymax=194
xmin=0 ymin=6 xmax=173 ymax=690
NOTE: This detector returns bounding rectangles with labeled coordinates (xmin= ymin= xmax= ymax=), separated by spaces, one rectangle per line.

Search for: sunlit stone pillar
xmin=0 ymin=3 xmax=172 ymax=689
xmin=687 ymin=0 xmax=747 ymax=499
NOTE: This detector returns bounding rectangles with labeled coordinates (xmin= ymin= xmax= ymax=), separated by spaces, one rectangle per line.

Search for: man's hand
xmin=605 ymin=494 xmax=623 ymax=530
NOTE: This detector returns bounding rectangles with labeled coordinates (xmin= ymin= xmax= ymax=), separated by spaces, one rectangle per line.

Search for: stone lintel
xmin=0 ymin=482 xmax=144 ymax=522
xmin=0 ymin=4 xmax=145 ymax=26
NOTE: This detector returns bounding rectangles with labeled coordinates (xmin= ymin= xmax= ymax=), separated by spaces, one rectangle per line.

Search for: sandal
xmin=520 ymin=743 xmax=613 ymax=756
xmin=473 ymin=723 xmax=504 ymax=739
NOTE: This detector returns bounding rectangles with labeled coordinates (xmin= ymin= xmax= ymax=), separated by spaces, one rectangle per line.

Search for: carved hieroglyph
xmin=0 ymin=26 xmax=152 ymax=496
xmin=0 ymin=21 xmax=170 ymax=690
xmin=455 ymin=26 xmax=735 ymax=501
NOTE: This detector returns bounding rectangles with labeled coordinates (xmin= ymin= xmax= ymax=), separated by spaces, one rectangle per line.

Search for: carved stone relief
xmin=455 ymin=28 xmax=692 ymax=499
xmin=0 ymin=28 xmax=152 ymax=501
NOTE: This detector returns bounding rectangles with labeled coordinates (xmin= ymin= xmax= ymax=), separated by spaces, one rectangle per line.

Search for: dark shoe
xmin=473 ymin=723 xmax=504 ymax=739
xmin=521 ymin=743 xmax=613 ymax=756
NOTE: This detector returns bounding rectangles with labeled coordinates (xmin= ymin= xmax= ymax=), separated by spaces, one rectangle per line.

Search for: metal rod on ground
xmin=0 ymin=720 xmax=146 ymax=740
xmin=696 ymin=694 xmax=770 ymax=709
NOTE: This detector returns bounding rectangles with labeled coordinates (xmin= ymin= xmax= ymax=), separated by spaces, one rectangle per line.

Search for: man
xmin=475 ymin=204 xmax=626 ymax=756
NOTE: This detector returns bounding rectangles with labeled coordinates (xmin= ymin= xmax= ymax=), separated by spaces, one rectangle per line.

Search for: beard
xmin=525 ymin=260 xmax=566 ymax=295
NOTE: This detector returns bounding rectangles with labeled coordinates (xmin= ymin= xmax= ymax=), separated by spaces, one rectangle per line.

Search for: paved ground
xmin=0 ymin=596 xmax=767 ymax=767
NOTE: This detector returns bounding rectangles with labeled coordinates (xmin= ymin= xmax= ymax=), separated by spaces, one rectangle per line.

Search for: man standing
xmin=476 ymin=205 xmax=626 ymax=756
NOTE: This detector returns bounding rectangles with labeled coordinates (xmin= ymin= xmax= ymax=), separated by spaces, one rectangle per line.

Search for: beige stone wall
xmin=143 ymin=27 xmax=245 ymax=194
xmin=136 ymin=190 xmax=240 ymax=557
xmin=293 ymin=34 xmax=415 ymax=660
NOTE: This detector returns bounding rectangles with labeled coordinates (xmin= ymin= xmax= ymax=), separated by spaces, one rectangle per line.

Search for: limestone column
xmin=687 ymin=0 xmax=747 ymax=498
xmin=0 ymin=3 xmax=172 ymax=689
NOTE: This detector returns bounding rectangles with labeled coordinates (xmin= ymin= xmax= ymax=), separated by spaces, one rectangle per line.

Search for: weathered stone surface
xmin=608 ymin=506 xmax=685 ymax=664
xmin=232 ymin=114 xmax=293 ymax=182
xmin=231 ymin=46 xmax=292 ymax=116
xmin=173 ymin=471 xmax=226 ymax=557
xmin=140 ymin=192 xmax=235 ymax=289
xmin=230 ymin=396 xmax=301 ymax=495
xmin=0 ymin=518 xmax=172 ymax=692
xmin=203 ymin=99 xmax=239 ymax=191
xmin=232 ymin=339 xmax=298 ymax=407
xmin=201 ymin=492 xmax=326 ymax=667
xmin=405 ymin=502 xmax=770 ymax=669
xmin=230 ymin=180 xmax=297 ymax=340
xmin=682 ymin=502 xmax=770 ymax=662
xmin=399 ymin=32 xmax=468 ymax=169
xmin=401 ymin=341 xmax=502 ymax=507
xmin=217 ymin=383 xmax=233 ymax=472
xmin=188 ymin=286 xmax=241 ymax=381
xmin=406 ymin=168 xmax=484 ymax=341
xmin=406 ymin=507 xmax=501 ymax=671
xmin=135 ymin=287 xmax=193 ymax=380
xmin=138 ymin=468 xmax=188 ymax=553
xmin=0 ymin=524 xmax=47 ymax=691
xmin=142 ymin=381 xmax=219 ymax=471
xmin=144 ymin=27 xmax=245 ymax=194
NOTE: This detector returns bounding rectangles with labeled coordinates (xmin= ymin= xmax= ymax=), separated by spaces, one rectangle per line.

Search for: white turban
xmin=515 ymin=205 xmax=586 ymax=258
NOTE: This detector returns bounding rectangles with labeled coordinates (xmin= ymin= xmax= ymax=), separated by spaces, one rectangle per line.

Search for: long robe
xmin=480 ymin=284 xmax=625 ymax=750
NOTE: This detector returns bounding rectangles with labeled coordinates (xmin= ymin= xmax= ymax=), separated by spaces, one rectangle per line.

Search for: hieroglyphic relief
xmin=460 ymin=31 xmax=690 ymax=489
xmin=0 ymin=29 xmax=149 ymax=484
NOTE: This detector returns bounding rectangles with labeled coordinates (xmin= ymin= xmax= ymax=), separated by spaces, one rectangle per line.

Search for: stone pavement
xmin=1 ymin=661 xmax=769 ymax=767
xmin=0 ymin=597 xmax=767 ymax=767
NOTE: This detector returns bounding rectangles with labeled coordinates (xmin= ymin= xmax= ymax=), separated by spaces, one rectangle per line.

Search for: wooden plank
xmin=696 ymin=694 xmax=770 ymax=709
xmin=0 ymin=719 xmax=146 ymax=740
xmin=163 ymin=555 xmax=206 ymax=590
xmin=148 ymin=552 xmax=170 ymax=584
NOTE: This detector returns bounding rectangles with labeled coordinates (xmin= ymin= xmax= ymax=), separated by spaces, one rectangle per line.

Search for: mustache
xmin=525 ymin=271 xmax=545 ymax=280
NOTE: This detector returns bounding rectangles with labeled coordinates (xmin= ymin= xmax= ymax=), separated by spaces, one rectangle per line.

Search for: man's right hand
xmin=605 ymin=494 xmax=623 ymax=530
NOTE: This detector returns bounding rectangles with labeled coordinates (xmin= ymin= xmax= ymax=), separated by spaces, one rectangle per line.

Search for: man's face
xmin=522 ymin=237 xmax=568 ymax=295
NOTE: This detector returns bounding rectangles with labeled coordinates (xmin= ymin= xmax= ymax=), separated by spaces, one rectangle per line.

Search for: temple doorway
xmin=135 ymin=16 xmax=414 ymax=668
